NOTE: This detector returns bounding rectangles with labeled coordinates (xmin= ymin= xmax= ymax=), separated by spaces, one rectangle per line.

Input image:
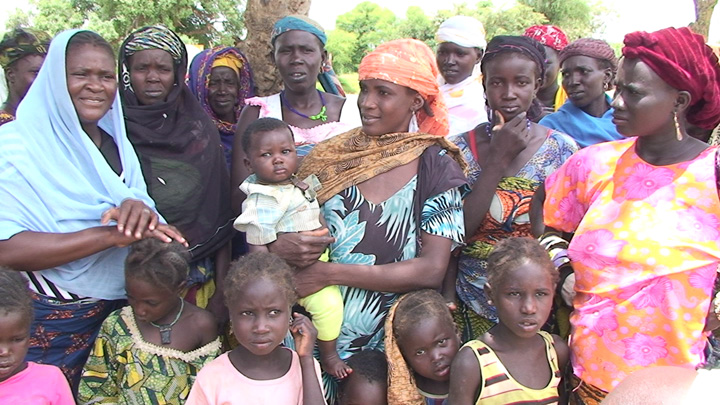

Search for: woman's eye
xmin=241 ymin=311 xmax=253 ymax=316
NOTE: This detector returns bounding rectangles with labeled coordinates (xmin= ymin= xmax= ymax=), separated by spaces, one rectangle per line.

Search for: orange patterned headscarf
xmin=358 ymin=38 xmax=449 ymax=136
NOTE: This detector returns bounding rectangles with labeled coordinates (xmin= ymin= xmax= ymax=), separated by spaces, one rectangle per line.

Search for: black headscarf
xmin=119 ymin=25 xmax=233 ymax=261
xmin=481 ymin=35 xmax=548 ymax=123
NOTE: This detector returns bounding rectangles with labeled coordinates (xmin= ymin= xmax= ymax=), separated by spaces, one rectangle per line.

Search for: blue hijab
xmin=0 ymin=29 xmax=156 ymax=300
xmin=539 ymin=95 xmax=624 ymax=148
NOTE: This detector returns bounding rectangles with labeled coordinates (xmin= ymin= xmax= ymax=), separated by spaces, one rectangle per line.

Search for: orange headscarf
xmin=358 ymin=38 xmax=449 ymax=136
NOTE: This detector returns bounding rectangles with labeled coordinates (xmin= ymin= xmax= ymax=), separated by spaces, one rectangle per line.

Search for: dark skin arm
xmin=230 ymin=105 xmax=261 ymax=215
xmin=205 ymin=242 xmax=231 ymax=329
xmin=291 ymin=313 xmax=326 ymax=405
xmin=442 ymin=255 xmax=459 ymax=310
xmin=293 ymin=231 xmax=453 ymax=297
xmin=553 ymin=334 xmax=570 ymax=405
xmin=448 ymin=346 xmax=482 ymax=405
xmin=0 ymin=199 xmax=186 ymax=271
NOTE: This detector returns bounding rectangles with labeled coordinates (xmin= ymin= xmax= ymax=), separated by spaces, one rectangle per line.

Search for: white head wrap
xmin=436 ymin=15 xmax=487 ymax=50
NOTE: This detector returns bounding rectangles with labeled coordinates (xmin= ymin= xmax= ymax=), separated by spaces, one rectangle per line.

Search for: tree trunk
xmin=689 ymin=0 xmax=718 ymax=39
xmin=238 ymin=0 xmax=311 ymax=95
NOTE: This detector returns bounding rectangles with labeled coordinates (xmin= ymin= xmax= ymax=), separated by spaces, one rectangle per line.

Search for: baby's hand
xmin=290 ymin=313 xmax=318 ymax=359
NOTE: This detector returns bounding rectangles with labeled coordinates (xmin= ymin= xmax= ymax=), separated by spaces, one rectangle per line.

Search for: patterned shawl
xmin=119 ymin=26 xmax=234 ymax=260
xmin=188 ymin=46 xmax=255 ymax=137
xmin=384 ymin=294 xmax=425 ymax=405
xmin=297 ymin=127 xmax=467 ymax=205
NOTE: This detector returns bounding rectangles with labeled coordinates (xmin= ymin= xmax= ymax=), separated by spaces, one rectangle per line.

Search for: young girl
xmin=448 ymin=237 xmax=569 ymax=404
xmin=0 ymin=268 xmax=74 ymax=404
xmin=385 ymin=289 xmax=461 ymax=404
xmin=78 ymin=239 xmax=220 ymax=404
xmin=186 ymin=252 xmax=325 ymax=404
xmin=234 ymin=117 xmax=347 ymax=378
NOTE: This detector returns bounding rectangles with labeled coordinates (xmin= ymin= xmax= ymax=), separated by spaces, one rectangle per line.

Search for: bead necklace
xmin=280 ymin=89 xmax=328 ymax=122
xmin=150 ymin=298 xmax=185 ymax=345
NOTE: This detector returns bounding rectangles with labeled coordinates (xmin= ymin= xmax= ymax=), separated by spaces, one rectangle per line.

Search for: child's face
xmin=339 ymin=375 xmax=387 ymax=405
xmin=126 ymin=278 xmax=181 ymax=324
xmin=230 ymin=277 xmax=291 ymax=356
xmin=397 ymin=316 xmax=459 ymax=382
xmin=0 ymin=310 xmax=30 ymax=382
xmin=244 ymin=128 xmax=298 ymax=184
xmin=489 ymin=261 xmax=554 ymax=339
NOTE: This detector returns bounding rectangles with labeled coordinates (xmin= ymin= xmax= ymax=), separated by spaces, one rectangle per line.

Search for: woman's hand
xmin=101 ymin=199 xmax=158 ymax=239
xmin=103 ymin=200 xmax=187 ymax=247
xmin=268 ymin=228 xmax=334 ymax=268
xmin=487 ymin=112 xmax=531 ymax=166
xmin=290 ymin=312 xmax=318 ymax=359
xmin=293 ymin=261 xmax=330 ymax=298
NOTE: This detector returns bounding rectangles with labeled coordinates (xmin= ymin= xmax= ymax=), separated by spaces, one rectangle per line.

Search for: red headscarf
xmin=623 ymin=27 xmax=720 ymax=130
xmin=358 ymin=38 xmax=448 ymax=136
xmin=523 ymin=25 xmax=569 ymax=51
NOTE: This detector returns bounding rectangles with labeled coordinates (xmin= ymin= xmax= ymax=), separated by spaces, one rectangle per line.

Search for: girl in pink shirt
xmin=187 ymin=252 xmax=325 ymax=404
xmin=0 ymin=268 xmax=73 ymax=404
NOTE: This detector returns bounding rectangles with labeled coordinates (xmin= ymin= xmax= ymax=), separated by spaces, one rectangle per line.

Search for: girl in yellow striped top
xmin=448 ymin=237 xmax=569 ymax=404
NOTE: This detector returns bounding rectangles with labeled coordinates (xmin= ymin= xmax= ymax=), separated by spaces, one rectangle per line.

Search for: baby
xmin=234 ymin=117 xmax=348 ymax=378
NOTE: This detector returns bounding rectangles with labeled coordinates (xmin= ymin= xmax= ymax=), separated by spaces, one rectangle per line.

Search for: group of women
xmin=1 ymin=11 xmax=720 ymax=405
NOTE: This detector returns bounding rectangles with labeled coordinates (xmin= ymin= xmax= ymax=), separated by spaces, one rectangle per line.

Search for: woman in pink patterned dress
xmin=537 ymin=27 xmax=720 ymax=403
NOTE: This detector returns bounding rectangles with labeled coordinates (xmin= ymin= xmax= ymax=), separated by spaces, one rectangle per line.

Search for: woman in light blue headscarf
xmin=0 ymin=29 xmax=184 ymax=391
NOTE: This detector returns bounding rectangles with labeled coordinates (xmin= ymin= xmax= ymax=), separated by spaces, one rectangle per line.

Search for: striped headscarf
xmin=358 ymin=38 xmax=448 ymax=136
xmin=0 ymin=28 xmax=50 ymax=69
xmin=123 ymin=25 xmax=184 ymax=64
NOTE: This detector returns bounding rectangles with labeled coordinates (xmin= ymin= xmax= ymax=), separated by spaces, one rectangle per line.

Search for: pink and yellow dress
xmin=544 ymin=138 xmax=720 ymax=392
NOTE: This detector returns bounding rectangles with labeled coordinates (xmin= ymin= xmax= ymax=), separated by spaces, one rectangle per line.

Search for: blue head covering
xmin=0 ymin=29 xmax=157 ymax=300
xmin=271 ymin=15 xmax=327 ymax=46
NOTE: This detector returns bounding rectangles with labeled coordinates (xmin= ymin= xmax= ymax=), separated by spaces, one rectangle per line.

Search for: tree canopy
xmin=3 ymin=0 xmax=246 ymax=47
xmin=325 ymin=0 xmax=606 ymax=74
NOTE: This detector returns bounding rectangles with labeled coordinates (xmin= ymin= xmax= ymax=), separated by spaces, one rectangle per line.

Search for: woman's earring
xmin=674 ymin=111 xmax=683 ymax=141
xmin=409 ymin=109 xmax=419 ymax=132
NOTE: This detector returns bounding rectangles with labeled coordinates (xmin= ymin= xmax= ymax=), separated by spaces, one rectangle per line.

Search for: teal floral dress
xmin=320 ymin=145 xmax=467 ymax=400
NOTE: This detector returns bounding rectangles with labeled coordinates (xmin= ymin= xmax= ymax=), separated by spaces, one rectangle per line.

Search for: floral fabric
xmin=78 ymin=306 xmax=221 ymax=404
xmin=544 ymin=138 xmax=720 ymax=391
xmin=449 ymin=130 xmax=577 ymax=326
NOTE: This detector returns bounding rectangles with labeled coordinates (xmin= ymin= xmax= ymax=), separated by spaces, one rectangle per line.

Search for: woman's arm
xmin=0 ymin=199 xmax=185 ymax=271
xmin=293 ymin=231 xmax=452 ymax=297
xmin=448 ymin=346 xmax=481 ymax=405
xmin=206 ymin=242 xmax=231 ymax=329
xmin=230 ymin=105 xmax=260 ymax=214
xmin=442 ymin=255 xmax=459 ymax=310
